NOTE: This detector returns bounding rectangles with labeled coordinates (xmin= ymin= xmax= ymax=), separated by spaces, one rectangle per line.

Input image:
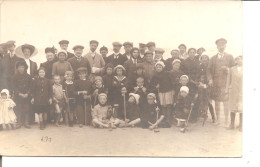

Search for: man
xmin=138 ymin=43 xmax=147 ymax=61
xmin=84 ymin=40 xmax=105 ymax=82
xmin=107 ymin=42 xmax=127 ymax=67
xmin=59 ymin=40 xmax=74 ymax=60
xmin=40 ymin=47 xmax=57 ymax=80
xmin=196 ymin=47 xmax=206 ymax=61
xmin=146 ymin=42 xmax=156 ymax=60
xmin=154 ymin=48 xmax=166 ymax=63
xmin=124 ymin=48 xmax=142 ymax=79
xmin=67 ymin=45 xmax=92 ymax=80
xmin=122 ymin=42 xmax=133 ymax=60
xmin=178 ymin=44 xmax=188 ymax=60
xmin=2 ymin=41 xmax=24 ymax=92
xmin=165 ymin=49 xmax=180 ymax=71
xmin=99 ymin=46 xmax=108 ymax=65
xmin=207 ymin=38 xmax=235 ymax=125
xmin=142 ymin=51 xmax=156 ymax=84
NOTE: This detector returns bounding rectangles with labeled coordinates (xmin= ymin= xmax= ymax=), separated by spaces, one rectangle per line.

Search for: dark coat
xmin=67 ymin=56 xmax=92 ymax=79
xmin=107 ymin=53 xmax=128 ymax=67
xmin=180 ymin=57 xmax=200 ymax=83
xmin=175 ymin=94 xmax=193 ymax=119
xmin=66 ymin=52 xmax=75 ymax=60
xmin=32 ymin=78 xmax=52 ymax=105
xmin=111 ymin=76 xmax=127 ymax=105
xmin=28 ymin=59 xmax=38 ymax=79
xmin=126 ymin=102 xmax=140 ymax=121
xmin=141 ymin=103 xmax=163 ymax=128
xmin=40 ymin=60 xmax=56 ymax=80
xmin=123 ymin=58 xmax=142 ymax=79
xmin=170 ymin=70 xmax=185 ymax=91
xmin=150 ymin=70 xmax=174 ymax=93
xmin=74 ymin=79 xmax=92 ymax=104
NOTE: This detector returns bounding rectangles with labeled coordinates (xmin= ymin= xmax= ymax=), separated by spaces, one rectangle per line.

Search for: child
xmin=118 ymin=93 xmax=141 ymax=128
xmin=92 ymin=93 xmax=118 ymax=128
xmin=52 ymin=50 xmax=73 ymax=82
xmin=52 ymin=75 xmax=65 ymax=126
xmin=111 ymin=65 xmax=128 ymax=120
xmin=175 ymin=86 xmax=194 ymax=132
xmin=228 ymin=56 xmax=243 ymax=131
xmin=31 ymin=67 xmax=52 ymax=130
xmin=133 ymin=76 xmax=147 ymax=107
xmin=150 ymin=61 xmax=174 ymax=127
xmin=0 ymin=89 xmax=17 ymax=130
xmin=12 ymin=61 xmax=32 ymax=129
xmin=103 ymin=63 xmax=114 ymax=104
xmin=91 ymin=76 xmax=108 ymax=107
xmin=74 ymin=67 xmax=92 ymax=127
xmin=141 ymin=93 xmax=164 ymax=130
xmin=63 ymin=71 xmax=76 ymax=127
xmin=128 ymin=63 xmax=148 ymax=91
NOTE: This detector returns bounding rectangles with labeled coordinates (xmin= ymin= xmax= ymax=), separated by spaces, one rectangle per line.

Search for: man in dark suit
xmin=67 ymin=45 xmax=92 ymax=80
xmin=122 ymin=41 xmax=133 ymax=60
xmin=40 ymin=47 xmax=56 ymax=80
xmin=207 ymin=38 xmax=235 ymax=125
xmin=107 ymin=42 xmax=127 ymax=67
xmin=59 ymin=40 xmax=75 ymax=60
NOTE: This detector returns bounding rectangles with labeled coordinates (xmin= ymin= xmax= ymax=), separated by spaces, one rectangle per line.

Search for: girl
xmin=74 ymin=67 xmax=92 ymax=127
xmin=0 ymin=89 xmax=16 ymax=130
xmin=111 ymin=65 xmax=128 ymax=120
xmin=140 ymin=93 xmax=164 ymax=130
xmin=119 ymin=93 xmax=141 ymax=128
xmin=103 ymin=63 xmax=114 ymax=104
xmin=150 ymin=61 xmax=174 ymax=127
xmin=31 ymin=67 xmax=52 ymax=130
xmin=92 ymin=93 xmax=118 ymax=128
xmin=228 ymin=56 xmax=243 ymax=131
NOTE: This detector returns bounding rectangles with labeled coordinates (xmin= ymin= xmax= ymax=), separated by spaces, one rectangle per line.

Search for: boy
xmin=12 ymin=61 xmax=32 ymax=128
xmin=100 ymin=46 xmax=108 ymax=65
xmin=91 ymin=76 xmax=107 ymax=107
xmin=133 ymin=76 xmax=147 ymax=107
xmin=58 ymin=40 xmax=75 ymax=60
xmin=74 ymin=67 xmax=92 ymax=127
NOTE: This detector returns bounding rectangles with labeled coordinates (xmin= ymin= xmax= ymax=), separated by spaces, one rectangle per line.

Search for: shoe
xmin=24 ymin=124 xmax=31 ymax=129
xmin=79 ymin=124 xmax=83 ymax=128
xmin=180 ymin=128 xmax=186 ymax=133
xmin=227 ymin=125 xmax=235 ymax=130
xmin=16 ymin=124 xmax=22 ymax=129
xmin=40 ymin=122 xmax=44 ymax=130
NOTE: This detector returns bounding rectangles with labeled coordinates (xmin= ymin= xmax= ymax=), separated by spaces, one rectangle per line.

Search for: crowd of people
xmin=0 ymin=38 xmax=243 ymax=133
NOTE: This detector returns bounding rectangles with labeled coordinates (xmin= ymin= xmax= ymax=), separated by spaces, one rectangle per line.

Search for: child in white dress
xmin=0 ymin=89 xmax=17 ymax=130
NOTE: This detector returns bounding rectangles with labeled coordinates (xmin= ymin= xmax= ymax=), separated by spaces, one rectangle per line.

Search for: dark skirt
xmin=34 ymin=105 xmax=50 ymax=114
xmin=210 ymin=86 xmax=229 ymax=102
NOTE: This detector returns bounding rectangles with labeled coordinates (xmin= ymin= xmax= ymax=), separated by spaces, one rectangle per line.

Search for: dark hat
xmin=59 ymin=40 xmax=69 ymax=45
xmin=0 ymin=43 xmax=7 ymax=48
xmin=144 ymin=50 xmax=153 ymax=56
xmin=45 ymin=47 xmax=55 ymax=54
xmin=215 ymin=38 xmax=227 ymax=45
xmin=112 ymin=42 xmax=122 ymax=47
xmin=100 ymin=46 xmax=108 ymax=52
xmin=38 ymin=67 xmax=46 ymax=73
xmin=73 ymin=45 xmax=84 ymax=50
xmin=76 ymin=67 xmax=88 ymax=73
xmin=135 ymin=63 xmax=144 ymax=70
xmin=5 ymin=40 xmax=15 ymax=47
xmin=178 ymin=44 xmax=187 ymax=49
xmin=16 ymin=61 xmax=28 ymax=69
xmin=90 ymin=40 xmax=99 ymax=45
xmin=139 ymin=43 xmax=146 ymax=48
xmin=146 ymin=42 xmax=155 ymax=47
xmin=105 ymin=63 xmax=114 ymax=70
xmin=123 ymin=41 xmax=133 ymax=47
xmin=21 ymin=44 xmax=35 ymax=54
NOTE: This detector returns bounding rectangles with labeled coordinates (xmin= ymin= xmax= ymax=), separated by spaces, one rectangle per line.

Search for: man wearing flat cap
xmin=99 ymin=46 xmax=108 ymax=65
xmin=68 ymin=45 xmax=91 ymax=80
xmin=178 ymin=44 xmax=188 ymax=60
xmin=142 ymin=50 xmax=156 ymax=83
xmin=138 ymin=43 xmax=147 ymax=61
xmin=107 ymin=42 xmax=127 ymax=67
xmin=84 ymin=40 xmax=105 ymax=82
xmin=2 ymin=41 xmax=24 ymax=92
xmin=40 ymin=47 xmax=57 ymax=80
xmin=58 ymin=40 xmax=75 ymax=60
xmin=207 ymin=38 xmax=235 ymax=125
xmin=122 ymin=41 xmax=133 ymax=60
xmin=154 ymin=48 xmax=166 ymax=64
xmin=146 ymin=42 xmax=156 ymax=60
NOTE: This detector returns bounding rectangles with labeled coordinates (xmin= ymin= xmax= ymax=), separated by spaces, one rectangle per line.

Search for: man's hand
xmin=31 ymin=98 xmax=34 ymax=104
xmin=142 ymin=87 xmax=147 ymax=92
xmin=49 ymin=99 xmax=52 ymax=104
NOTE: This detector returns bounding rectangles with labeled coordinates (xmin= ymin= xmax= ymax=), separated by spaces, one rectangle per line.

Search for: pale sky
xmin=0 ymin=0 xmax=243 ymax=65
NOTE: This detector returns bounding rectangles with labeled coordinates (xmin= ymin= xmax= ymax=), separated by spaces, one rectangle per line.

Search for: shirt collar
xmin=65 ymin=80 xmax=73 ymax=84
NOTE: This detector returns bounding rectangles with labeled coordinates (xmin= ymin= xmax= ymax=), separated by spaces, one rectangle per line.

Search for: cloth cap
xmin=215 ymin=38 xmax=227 ymax=45
xmin=155 ymin=61 xmax=165 ymax=68
xmin=90 ymin=40 xmax=99 ymax=45
xmin=172 ymin=59 xmax=181 ymax=65
xmin=57 ymin=50 xmax=67 ymax=56
xmin=180 ymin=75 xmax=189 ymax=81
xmin=5 ymin=40 xmax=16 ymax=46
xmin=180 ymin=86 xmax=189 ymax=94
xmin=59 ymin=40 xmax=69 ymax=45
xmin=139 ymin=43 xmax=146 ymax=48
xmin=147 ymin=93 xmax=157 ymax=103
xmin=112 ymin=42 xmax=122 ymax=47
xmin=73 ymin=45 xmax=84 ymax=50
xmin=98 ymin=93 xmax=107 ymax=99
xmin=146 ymin=42 xmax=155 ymax=47
xmin=95 ymin=76 xmax=103 ymax=82
xmin=123 ymin=41 xmax=133 ymax=47
xmin=113 ymin=65 xmax=126 ymax=73
xmin=144 ymin=50 xmax=153 ymax=56
xmin=45 ymin=47 xmax=55 ymax=54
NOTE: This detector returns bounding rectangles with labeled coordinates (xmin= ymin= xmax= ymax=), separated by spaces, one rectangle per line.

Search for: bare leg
xmin=223 ymin=101 xmax=230 ymax=125
xmin=127 ymin=118 xmax=141 ymax=127
xmin=55 ymin=104 xmax=61 ymax=126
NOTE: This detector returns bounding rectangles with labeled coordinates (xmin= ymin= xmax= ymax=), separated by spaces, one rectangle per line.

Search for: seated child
xmin=63 ymin=71 xmax=76 ymax=127
xmin=0 ymin=89 xmax=17 ymax=130
xmin=140 ymin=93 xmax=165 ymax=130
xmin=118 ymin=93 xmax=141 ymax=128
xmin=92 ymin=93 xmax=119 ymax=128
xmin=74 ymin=67 xmax=92 ymax=127
xmin=175 ymin=86 xmax=194 ymax=132
xmin=52 ymin=75 xmax=65 ymax=126
xmin=91 ymin=76 xmax=108 ymax=107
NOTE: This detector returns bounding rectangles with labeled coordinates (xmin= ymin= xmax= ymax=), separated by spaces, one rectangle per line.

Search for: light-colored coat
xmin=84 ymin=52 xmax=105 ymax=74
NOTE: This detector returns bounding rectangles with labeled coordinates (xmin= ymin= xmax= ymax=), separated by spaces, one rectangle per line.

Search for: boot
xmin=228 ymin=112 xmax=235 ymax=130
xmin=55 ymin=113 xmax=61 ymax=126
xmin=40 ymin=122 xmax=44 ymax=130
xmin=239 ymin=113 xmax=242 ymax=132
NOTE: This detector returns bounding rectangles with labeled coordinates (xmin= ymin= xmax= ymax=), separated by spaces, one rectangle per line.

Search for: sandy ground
xmin=0 ymin=114 xmax=242 ymax=157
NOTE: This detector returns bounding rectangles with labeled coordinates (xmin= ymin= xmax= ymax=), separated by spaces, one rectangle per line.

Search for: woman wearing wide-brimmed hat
xmin=15 ymin=44 xmax=38 ymax=79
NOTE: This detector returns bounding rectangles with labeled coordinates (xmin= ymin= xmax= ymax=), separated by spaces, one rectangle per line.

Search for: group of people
xmin=0 ymin=38 xmax=243 ymax=132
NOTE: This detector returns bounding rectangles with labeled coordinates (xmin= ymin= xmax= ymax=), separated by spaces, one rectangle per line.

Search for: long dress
xmin=0 ymin=98 xmax=17 ymax=124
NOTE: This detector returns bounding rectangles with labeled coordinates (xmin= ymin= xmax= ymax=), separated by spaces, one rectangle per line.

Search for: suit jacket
xmin=66 ymin=52 xmax=75 ymax=60
xmin=84 ymin=52 xmax=105 ymax=74
xmin=29 ymin=59 xmax=38 ymax=79
xmin=67 ymin=56 xmax=92 ymax=78
xmin=123 ymin=58 xmax=142 ymax=78
xmin=40 ymin=60 xmax=55 ymax=80
xmin=2 ymin=53 xmax=23 ymax=79
xmin=107 ymin=53 xmax=128 ymax=67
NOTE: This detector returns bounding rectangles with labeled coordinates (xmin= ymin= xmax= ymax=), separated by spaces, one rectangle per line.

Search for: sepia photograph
xmin=0 ymin=0 xmax=242 ymax=157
